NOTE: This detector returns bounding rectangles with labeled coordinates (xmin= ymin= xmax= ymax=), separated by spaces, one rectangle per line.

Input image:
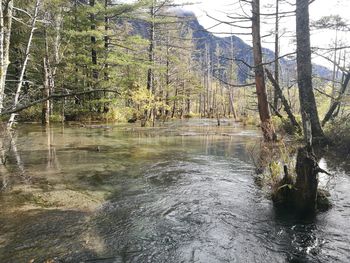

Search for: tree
xmin=41 ymin=0 xmax=65 ymax=124
xmin=296 ymin=0 xmax=325 ymax=143
xmin=312 ymin=15 xmax=348 ymax=100
xmin=251 ymin=0 xmax=276 ymax=141
xmin=0 ymin=0 xmax=13 ymax=113
xmin=7 ymin=0 xmax=41 ymax=128
xmin=273 ymin=0 xmax=280 ymax=110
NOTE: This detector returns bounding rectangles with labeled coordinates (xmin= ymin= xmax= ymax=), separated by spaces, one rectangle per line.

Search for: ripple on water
xmin=1 ymin=121 xmax=350 ymax=263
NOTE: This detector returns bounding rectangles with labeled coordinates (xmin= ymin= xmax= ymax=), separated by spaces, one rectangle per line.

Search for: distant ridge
xmin=129 ymin=11 xmax=331 ymax=85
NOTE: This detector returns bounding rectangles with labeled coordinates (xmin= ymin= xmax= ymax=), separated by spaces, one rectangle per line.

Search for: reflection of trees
xmin=0 ymin=124 xmax=10 ymax=190
xmin=10 ymin=133 xmax=26 ymax=179
xmin=44 ymin=126 xmax=60 ymax=169
xmin=0 ymin=125 xmax=30 ymax=190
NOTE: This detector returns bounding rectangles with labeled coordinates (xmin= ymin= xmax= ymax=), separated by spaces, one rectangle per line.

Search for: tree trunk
xmin=294 ymin=145 xmax=319 ymax=213
xmin=251 ymin=0 xmax=276 ymax=141
xmin=0 ymin=0 xmax=13 ymax=113
xmin=142 ymin=0 xmax=155 ymax=126
xmin=205 ymin=43 xmax=210 ymax=117
xmin=322 ymin=72 xmax=350 ymax=126
xmin=8 ymin=0 xmax=40 ymax=128
xmin=198 ymin=93 xmax=202 ymax=117
xmin=229 ymin=89 xmax=237 ymax=120
xmin=49 ymin=10 xmax=62 ymax=116
xmin=186 ymin=90 xmax=191 ymax=115
xmin=147 ymin=1 xmax=155 ymax=94
xmin=171 ymin=87 xmax=178 ymax=118
xmin=330 ymin=29 xmax=339 ymax=104
xmin=104 ymin=0 xmax=110 ymax=81
xmin=165 ymin=33 xmax=170 ymax=117
xmin=273 ymin=0 xmax=280 ymax=110
xmin=273 ymin=117 xmax=328 ymax=214
xmin=90 ymin=0 xmax=98 ymax=80
xmin=43 ymin=26 xmax=49 ymax=123
xmin=296 ymin=0 xmax=325 ymax=142
xmin=0 ymin=2 xmax=4 ymax=112
xmin=42 ymin=58 xmax=50 ymax=125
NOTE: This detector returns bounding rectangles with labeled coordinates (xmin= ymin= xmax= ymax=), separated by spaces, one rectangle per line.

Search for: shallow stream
xmin=0 ymin=119 xmax=349 ymax=262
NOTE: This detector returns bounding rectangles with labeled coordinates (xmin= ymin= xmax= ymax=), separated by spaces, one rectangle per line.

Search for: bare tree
xmin=251 ymin=0 xmax=277 ymax=141
xmin=273 ymin=0 xmax=280 ymax=109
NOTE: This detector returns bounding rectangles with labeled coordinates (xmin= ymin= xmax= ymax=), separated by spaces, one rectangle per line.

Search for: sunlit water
xmin=0 ymin=119 xmax=349 ymax=263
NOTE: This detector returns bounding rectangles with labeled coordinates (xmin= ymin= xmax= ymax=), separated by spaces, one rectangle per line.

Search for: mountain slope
xmin=129 ymin=11 xmax=331 ymax=84
xmin=185 ymin=11 xmax=331 ymax=83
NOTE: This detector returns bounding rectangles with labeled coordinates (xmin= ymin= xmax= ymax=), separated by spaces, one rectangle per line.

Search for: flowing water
xmin=0 ymin=119 xmax=349 ymax=263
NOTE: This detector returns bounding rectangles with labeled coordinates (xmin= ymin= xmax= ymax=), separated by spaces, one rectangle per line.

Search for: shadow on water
xmin=0 ymin=119 xmax=349 ymax=262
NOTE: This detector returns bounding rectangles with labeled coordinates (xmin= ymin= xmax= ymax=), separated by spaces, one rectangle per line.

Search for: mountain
xmin=183 ymin=11 xmax=332 ymax=83
xmin=129 ymin=10 xmax=331 ymax=84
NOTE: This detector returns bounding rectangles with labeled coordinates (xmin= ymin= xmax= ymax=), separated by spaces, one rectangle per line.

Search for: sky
xmin=179 ymin=0 xmax=350 ymax=67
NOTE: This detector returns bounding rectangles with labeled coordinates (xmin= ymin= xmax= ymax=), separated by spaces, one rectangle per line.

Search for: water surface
xmin=0 ymin=119 xmax=349 ymax=262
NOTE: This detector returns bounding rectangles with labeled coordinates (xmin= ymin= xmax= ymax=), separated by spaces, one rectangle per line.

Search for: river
xmin=0 ymin=119 xmax=349 ymax=262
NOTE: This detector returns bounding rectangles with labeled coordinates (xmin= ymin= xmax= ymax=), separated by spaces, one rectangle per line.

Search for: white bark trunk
xmin=0 ymin=0 xmax=13 ymax=113
xmin=8 ymin=0 xmax=40 ymax=128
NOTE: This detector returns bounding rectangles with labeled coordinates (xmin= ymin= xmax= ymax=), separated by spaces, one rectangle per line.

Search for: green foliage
xmin=241 ymin=115 xmax=258 ymax=126
xmin=49 ymin=114 xmax=64 ymax=123
xmin=269 ymin=161 xmax=282 ymax=183
xmin=248 ymin=140 xmax=298 ymax=194
xmin=271 ymin=115 xmax=302 ymax=135
xmin=103 ymin=106 xmax=134 ymax=122
xmin=17 ymin=106 xmax=42 ymax=122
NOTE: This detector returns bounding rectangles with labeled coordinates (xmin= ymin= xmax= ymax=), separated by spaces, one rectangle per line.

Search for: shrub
xmin=272 ymin=115 xmax=302 ymax=135
xmin=326 ymin=115 xmax=350 ymax=155
xmin=17 ymin=105 xmax=42 ymax=122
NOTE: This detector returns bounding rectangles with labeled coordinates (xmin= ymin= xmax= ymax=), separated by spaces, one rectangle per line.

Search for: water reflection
xmin=0 ymin=120 xmax=349 ymax=262
xmin=42 ymin=126 xmax=60 ymax=170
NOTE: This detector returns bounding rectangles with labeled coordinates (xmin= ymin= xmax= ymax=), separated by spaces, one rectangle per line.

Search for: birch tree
xmin=8 ymin=0 xmax=41 ymax=128
xmin=0 ymin=0 xmax=13 ymax=113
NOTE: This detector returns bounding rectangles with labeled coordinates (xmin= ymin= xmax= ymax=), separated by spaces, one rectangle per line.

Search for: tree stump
xmin=272 ymin=165 xmax=294 ymax=208
xmin=294 ymin=145 xmax=319 ymax=214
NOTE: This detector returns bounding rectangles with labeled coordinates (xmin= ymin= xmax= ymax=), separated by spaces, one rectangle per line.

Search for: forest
xmin=0 ymin=0 xmax=349 ymax=262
